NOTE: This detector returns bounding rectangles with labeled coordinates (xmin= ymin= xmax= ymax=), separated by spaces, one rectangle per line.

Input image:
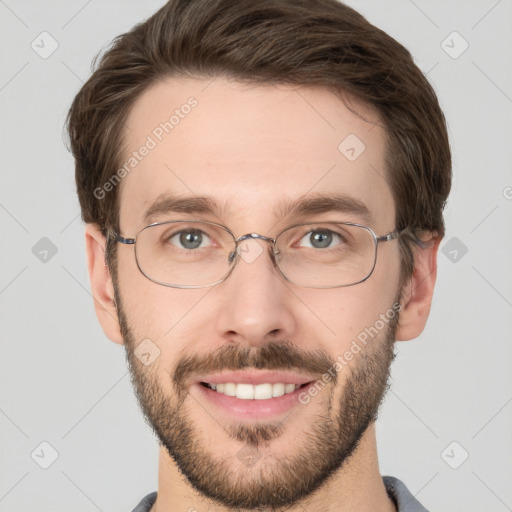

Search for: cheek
xmin=306 ymin=272 xmax=401 ymax=353
xmin=115 ymin=248 xmax=213 ymax=342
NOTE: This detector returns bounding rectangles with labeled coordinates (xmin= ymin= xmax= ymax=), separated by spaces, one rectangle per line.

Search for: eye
xmin=167 ymin=229 xmax=212 ymax=250
xmin=297 ymin=229 xmax=343 ymax=249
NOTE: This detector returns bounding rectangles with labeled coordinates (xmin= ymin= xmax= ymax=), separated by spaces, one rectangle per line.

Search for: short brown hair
xmin=66 ymin=0 xmax=451 ymax=281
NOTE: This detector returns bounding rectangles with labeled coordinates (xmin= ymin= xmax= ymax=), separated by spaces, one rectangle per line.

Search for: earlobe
xmin=395 ymin=234 xmax=441 ymax=342
xmin=85 ymin=224 xmax=124 ymax=345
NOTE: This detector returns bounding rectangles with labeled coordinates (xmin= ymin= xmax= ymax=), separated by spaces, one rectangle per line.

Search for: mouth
xmin=192 ymin=370 xmax=318 ymax=418
xmin=199 ymin=381 xmax=311 ymax=399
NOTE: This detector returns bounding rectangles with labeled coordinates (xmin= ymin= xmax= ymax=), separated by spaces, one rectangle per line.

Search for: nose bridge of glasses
xmin=227 ymin=233 xmax=277 ymax=264
xmin=236 ymin=233 xmax=276 ymax=244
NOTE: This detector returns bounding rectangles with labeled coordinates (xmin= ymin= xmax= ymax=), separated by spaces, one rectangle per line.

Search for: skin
xmin=85 ymin=77 xmax=440 ymax=511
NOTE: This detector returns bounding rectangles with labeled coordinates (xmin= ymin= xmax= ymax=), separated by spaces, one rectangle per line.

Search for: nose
xmin=213 ymin=237 xmax=297 ymax=346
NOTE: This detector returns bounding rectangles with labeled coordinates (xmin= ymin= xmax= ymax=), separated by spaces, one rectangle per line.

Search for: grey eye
xmin=310 ymin=230 xmax=332 ymax=248
xmin=169 ymin=229 xmax=211 ymax=249
xmin=299 ymin=229 xmax=342 ymax=249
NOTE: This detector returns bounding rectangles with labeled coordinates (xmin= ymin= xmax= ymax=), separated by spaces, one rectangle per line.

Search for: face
xmin=113 ymin=77 xmax=403 ymax=509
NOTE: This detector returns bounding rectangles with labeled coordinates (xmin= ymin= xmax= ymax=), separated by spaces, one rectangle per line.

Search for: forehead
xmin=118 ymin=76 xmax=395 ymax=234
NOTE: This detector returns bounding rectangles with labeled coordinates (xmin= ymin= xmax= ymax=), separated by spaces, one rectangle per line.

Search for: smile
xmin=201 ymin=382 xmax=307 ymax=400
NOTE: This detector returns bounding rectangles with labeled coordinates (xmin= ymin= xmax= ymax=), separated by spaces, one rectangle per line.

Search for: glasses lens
xmin=135 ymin=221 xmax=236 ymax=287
xmin=275 ymin=223 xmax=377 ymax=287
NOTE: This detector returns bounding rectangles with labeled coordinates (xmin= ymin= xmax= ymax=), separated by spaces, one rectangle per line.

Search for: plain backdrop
xmin=1 ymin=1 xmax=511 ymax=511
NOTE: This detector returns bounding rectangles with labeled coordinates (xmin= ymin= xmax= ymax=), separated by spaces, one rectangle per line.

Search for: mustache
xmin=172 ymin=340 xmax=337 ymax=388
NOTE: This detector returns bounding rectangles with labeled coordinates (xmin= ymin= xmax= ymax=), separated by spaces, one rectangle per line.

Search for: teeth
xmin=236 ymin=383 xmax=254 ymax=399
xmin=206 ymin=382 xmax=301 ymax=400
xmin=223 ymin=383 xmax=236 ymax=396
xmin=254 ymin=383 xmax=272 ymax=399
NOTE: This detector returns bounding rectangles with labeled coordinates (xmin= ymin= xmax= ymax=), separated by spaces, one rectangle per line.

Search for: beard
xmin=116 ymin=286 xmax=399 ymax=511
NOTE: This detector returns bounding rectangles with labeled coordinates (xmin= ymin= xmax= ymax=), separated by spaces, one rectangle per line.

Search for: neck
xmin=150 ymin=424 xmax=396 ymax=512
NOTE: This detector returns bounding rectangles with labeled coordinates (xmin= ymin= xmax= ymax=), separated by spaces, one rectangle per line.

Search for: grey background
xmin=0 ymin=1 xmax=511 ymax=511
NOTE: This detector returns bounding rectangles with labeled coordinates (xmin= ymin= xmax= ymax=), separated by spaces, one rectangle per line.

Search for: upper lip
xmin=196 ymin=370 xmax=317 ymax=386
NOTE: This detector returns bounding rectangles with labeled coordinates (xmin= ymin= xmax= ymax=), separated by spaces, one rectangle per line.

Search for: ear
xmin=85 ymin=224 xmax=123 ymax=345
xmin=396 ymin=234 xmax=442 ymax=341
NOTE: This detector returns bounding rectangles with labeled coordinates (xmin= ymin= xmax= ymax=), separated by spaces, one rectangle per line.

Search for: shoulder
xmin=130 ymin=491 xmax=157 ymax=512
xmin=383 ymin=476 xmax=429 ymax=512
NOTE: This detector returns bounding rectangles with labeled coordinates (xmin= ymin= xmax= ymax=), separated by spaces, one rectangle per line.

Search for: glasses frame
xmin=114 ymin=219 xmax=404 ymax=289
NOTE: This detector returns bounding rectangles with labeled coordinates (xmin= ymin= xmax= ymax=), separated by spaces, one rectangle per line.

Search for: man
xmin=66 ymin=0 xmax=451 ymax=510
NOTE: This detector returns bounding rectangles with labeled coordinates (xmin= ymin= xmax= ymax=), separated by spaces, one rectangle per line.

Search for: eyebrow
xmin=141 ymin=194 xmax=230 ymax=226
xmin=276 ymin=193 xmax=373 ymax=225
xmin=140 ymin=192 xmax=373 ymax=227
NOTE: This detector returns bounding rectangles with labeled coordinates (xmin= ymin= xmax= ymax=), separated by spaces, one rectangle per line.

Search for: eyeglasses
xmin=114 ymin=220 xmax=404 ymax=289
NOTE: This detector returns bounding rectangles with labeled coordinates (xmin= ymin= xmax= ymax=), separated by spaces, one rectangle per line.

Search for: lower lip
xmin=194 ymin=382 xmax=314 ymax=419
